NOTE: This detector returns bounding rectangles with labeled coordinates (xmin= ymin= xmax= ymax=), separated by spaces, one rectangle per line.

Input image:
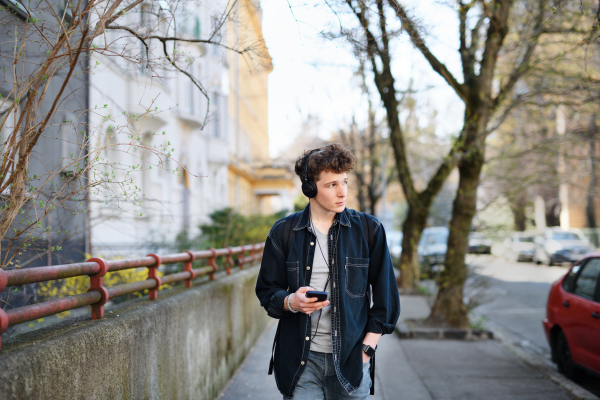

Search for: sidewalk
xmin=219 ymin=296 xmax=572 ymax=400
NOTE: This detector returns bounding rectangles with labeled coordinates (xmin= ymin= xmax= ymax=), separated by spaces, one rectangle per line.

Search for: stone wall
xmin=0 ymin=265 xmax=271 ymax=400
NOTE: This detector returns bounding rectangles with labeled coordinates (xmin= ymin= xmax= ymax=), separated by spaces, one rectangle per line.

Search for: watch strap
xmin=362 ymin=344 xmax=376 ymax=357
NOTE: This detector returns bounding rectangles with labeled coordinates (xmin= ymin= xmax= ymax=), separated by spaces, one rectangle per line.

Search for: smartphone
xmin=306 ymin=291 xmax=328 ymax=302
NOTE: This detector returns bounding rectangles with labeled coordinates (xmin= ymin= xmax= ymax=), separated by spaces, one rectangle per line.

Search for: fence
xmin=0 ymin=243 xmax=265 ymax=349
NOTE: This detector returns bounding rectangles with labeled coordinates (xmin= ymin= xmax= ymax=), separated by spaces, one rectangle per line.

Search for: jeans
xmin=284 ymin=351 xmax=371 ymax=400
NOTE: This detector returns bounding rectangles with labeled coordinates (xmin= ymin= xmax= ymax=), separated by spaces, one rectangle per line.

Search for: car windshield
xmin=518 ymin=237 xmax=534 ymax=243
xmin=552 ymin=232 xmax=581 ymax=241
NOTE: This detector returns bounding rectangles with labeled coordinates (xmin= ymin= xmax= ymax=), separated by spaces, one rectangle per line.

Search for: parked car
xmin=418 ymin=227 xmax=449 ymax=273
xmin=503 ymin=232 xmax=536 ymax=262
xmin=386 ymin=230 xmax=403 ymax=258
xmin=468 ymin=232 xmax=493 ymax=254
xmin=543 ymin=256 xmax=600 ymax=380
xmin=534 ymin=228 xmax=594 ymax=266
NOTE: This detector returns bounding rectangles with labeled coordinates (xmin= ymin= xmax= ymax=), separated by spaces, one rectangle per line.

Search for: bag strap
xmin=282 ymin=212 xmax=300 ymax=258
xmin=359 ymin=212 xmax=375 ymax=255
xmin=268 ymin=322 xmax=281 ymax=375
xmin=370 ymin=353 xmax=376 ymax=395
xmin=269 ymin=212 xmax=301 ymax=375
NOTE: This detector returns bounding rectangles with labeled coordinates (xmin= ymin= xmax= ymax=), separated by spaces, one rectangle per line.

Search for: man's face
xmin=313 ymin=170 xmax=348 ymax=213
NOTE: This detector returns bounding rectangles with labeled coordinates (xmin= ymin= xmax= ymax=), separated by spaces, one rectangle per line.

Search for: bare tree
xmin=326 ymin=0 xmax=600 ymax=326
xmin=324 ymin=0 xmax=461 ymax=291
xmin=0 ymin=0 xmax=262 ymax=272
xmin=334 ymin=63 xmax=394 ymax=215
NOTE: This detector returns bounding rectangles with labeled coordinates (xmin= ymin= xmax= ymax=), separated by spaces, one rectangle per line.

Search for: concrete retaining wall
xmin=0 ymin=265 xmax=271 ymax=400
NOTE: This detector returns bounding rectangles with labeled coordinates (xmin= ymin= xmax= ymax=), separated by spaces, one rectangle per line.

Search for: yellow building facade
xmin=227 ymin=1 xmax=295 ymax=215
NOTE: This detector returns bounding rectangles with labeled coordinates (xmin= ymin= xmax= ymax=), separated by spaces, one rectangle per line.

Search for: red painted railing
xmin=0 ymin=243 xmax=265 ymax=349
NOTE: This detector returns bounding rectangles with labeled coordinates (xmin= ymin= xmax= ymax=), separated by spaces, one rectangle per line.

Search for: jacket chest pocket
xmin=286 ymin=261 xmax=300 ymax=291
xmin=345 ymin=257 xmax=369 ymax=298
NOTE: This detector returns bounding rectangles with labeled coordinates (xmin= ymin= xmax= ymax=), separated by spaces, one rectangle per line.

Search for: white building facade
xmin=88 ymin=2 xmax=231 ymax=256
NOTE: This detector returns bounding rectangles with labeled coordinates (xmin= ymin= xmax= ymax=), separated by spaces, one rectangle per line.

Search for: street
xmin=469 ymin=254 xmax=600 ymax=396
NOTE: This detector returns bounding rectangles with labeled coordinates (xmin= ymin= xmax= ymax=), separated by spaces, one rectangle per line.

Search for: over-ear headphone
xmin=301 ymin=150 xmax=320 ymax=198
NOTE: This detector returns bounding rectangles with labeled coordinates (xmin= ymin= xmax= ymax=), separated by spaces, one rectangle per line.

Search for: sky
xmin=260 ymin=0 xmax=467 ymax=159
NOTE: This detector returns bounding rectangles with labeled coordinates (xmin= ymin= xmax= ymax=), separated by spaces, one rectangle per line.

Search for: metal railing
xmin=0 ymin=243 xmax=265 ymax=349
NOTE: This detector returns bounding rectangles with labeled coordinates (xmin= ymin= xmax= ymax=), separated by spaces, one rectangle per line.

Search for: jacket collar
xmin=293 ymin=203 xmax=351 ymax=231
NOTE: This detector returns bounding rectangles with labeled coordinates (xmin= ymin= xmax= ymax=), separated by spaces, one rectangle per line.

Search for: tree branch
xmin=492 ymin=0 xmax=545 ymax=111
xmin=388 ymin=0 xmax=467 ymax=102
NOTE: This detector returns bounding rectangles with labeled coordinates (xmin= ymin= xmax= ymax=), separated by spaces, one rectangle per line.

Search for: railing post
xmin=208 ymin=249 xmax=218 ymax=280
xmin=257 ymin=244 xmax=264 ymax=261
xmin=249 ymin=244 xmax=256 ymax=265
xmin=225 ymin=247 xmax=234 ymax=275
xmin=147 ymin=254 xmax=162 ymax=300
xmin=238 ymin=245 xmax=246 ymax=270
xmin=86 ymin=258 xmax=110 ymax=320
xmin=0 ymin=268 xmax=8 ymax=350
xmin=183 ymin=251 xmax=196 ymax=288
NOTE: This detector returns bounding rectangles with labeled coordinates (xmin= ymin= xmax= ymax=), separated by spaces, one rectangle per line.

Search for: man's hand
xmin=288 ymin=286 xmax=330 ymax=314
xmin=362 ymin=332 xmax=382 ymax=363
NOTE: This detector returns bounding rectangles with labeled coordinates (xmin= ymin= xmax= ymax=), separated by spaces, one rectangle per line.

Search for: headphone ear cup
xmin=302 ymin=181 xmax=318 ymax=198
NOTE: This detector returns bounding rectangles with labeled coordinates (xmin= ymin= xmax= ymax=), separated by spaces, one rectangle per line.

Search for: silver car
xmin=533 ymin=228 xmax=594 ymax=266
xmin=503 ymin=232 xmax=535 ymax=262
xmin=418 ymin=227 xmax=449 ymax=273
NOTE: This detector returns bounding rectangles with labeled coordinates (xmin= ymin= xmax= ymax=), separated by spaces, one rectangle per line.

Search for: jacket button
xmin=310 ymin=242 xmax=314 ymax=246
xmin=307 ymin=266 xmax=310 ymax=270
xmin=301 ymin=361 xmax=305 ymax=365
xmin=306 ymin=336 xmax=309 ymax=341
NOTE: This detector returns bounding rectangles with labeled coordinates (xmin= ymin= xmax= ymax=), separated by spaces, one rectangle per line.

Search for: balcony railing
xmin=0 ymin=243 xmax=265 ymax=349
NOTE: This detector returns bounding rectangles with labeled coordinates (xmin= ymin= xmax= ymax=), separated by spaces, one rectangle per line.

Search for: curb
xmin=395 ymin=322 xmax=494 ymax=340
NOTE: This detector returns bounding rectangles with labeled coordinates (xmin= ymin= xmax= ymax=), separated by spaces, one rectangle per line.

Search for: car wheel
xmin=556 ymin=331 xmax=585 ymax=381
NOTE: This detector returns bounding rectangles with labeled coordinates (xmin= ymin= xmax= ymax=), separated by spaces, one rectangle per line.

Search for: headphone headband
xmin=301 ymin=149 xmax=321 ymax=198
xmin=303 ymin=150 xmax=319 ymax=183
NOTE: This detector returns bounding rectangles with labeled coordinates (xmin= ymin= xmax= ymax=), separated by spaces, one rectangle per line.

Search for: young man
xmin=255 ymin=144 xmax=401 ymax=399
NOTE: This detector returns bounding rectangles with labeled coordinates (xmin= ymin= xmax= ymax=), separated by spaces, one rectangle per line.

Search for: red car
xmin=544 ymin=255 xmax=600 ymax=379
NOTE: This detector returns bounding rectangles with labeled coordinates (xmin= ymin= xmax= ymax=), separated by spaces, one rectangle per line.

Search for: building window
xmin=139 ymin=5 xmax=150 ymax=74
xmin=60 ymin=118 xmax=80 ymax=172
xmin=0 ymin=0 xmax=35 ymax=20
xmin=212 ymin=92 xmax=220 ymax=138
xmin=0 ymin=99 xmax=17 ymax=192
xmin=177 ymin=7 xmax=200 ymax=38
xmin=58 ymin=0 xmax=72 ymax=21
xmin=0 ymin=99 xmax=15 ymax=153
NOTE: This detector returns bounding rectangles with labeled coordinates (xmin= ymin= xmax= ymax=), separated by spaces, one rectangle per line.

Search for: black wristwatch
xmin=362 ymin=344 xmax=376 ymax=358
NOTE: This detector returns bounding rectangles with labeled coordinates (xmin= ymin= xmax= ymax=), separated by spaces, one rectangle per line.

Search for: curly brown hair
xmin=294 ymin=143 xmax=355 ymax=182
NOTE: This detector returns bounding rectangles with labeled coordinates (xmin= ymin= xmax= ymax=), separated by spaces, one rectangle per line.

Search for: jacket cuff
xmin=267 ymin=289 xmax=291 ymax=319
xmin=366 ymin=317 xmax=396 ymax=335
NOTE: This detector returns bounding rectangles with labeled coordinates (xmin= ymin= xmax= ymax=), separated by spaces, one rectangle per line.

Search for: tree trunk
xmin=586 ymin=116 xmax=597 ymax=229
xmin=397 ymin=204 xmax=428 ymax=289
xmin=586 ymin=116 xmax=598 ymax=246
xmin=511 ymin=192 xmax=527 ymax=231
xmin=429 ymin=130 xmax=485 ymax=328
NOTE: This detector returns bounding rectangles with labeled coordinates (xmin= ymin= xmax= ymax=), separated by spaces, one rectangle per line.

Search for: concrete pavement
xmin=219 ymin=295 xmax=573 ymax=400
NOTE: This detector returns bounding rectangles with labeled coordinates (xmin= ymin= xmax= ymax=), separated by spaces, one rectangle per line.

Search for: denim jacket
xmin=255 ymin=205 xmax=401 ymax=397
